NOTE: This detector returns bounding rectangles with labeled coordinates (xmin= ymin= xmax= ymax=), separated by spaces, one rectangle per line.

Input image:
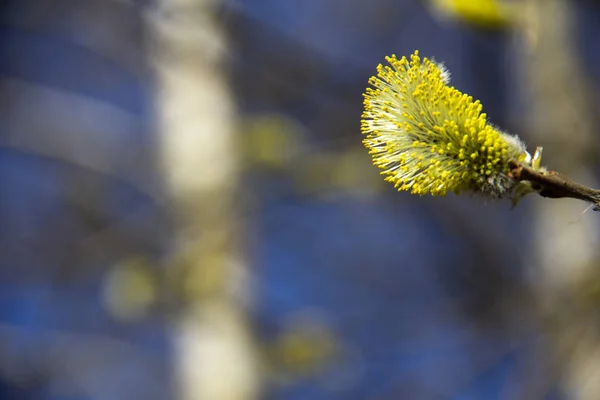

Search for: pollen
xmin=361 ymin=50 xmax=529 ymax=198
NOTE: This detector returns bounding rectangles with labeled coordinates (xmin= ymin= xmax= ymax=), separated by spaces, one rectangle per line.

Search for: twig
xmin=508 ymin=161 xmax=600 ymax=211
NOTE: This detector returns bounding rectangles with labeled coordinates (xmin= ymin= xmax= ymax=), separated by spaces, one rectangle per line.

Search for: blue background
xmin=2 ymin=0 xmax=600 ymax=398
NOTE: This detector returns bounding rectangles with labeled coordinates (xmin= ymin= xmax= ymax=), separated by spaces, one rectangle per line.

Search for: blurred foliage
xmin=242 ymin=113 xmax=384 ymax=200
xmin=263 ymin=311 xmax=344 ymax=390
xmin=103 ymin=255 xmax=157 ymax=322
xmin=243 ymin=114 xmax=306 ymax=169
xmin=429 ymin=0 xmax=519 ymax=28
xmin=269 ymin=325 xmax=337 ymax=378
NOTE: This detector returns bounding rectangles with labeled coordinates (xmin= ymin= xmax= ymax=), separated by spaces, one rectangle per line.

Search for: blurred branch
xmin=150 ymin=0 xmax=260 ymax=398
xmin=508 ymin=161 xmax=600 ymax=210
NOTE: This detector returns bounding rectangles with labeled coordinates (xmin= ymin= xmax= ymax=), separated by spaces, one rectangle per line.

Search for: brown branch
xmin=508 ymin=161 xmax=600 ymax=211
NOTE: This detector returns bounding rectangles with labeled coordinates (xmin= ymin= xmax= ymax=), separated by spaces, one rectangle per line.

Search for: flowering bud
xmin=361 ymin=50 xmax=538 ymax=200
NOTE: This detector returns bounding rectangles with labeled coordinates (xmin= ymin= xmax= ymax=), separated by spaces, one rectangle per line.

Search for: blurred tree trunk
xmin=150 ymin=1 xmax=261 ymax=399
xmin=518 ymin=0 xmax=600 ymax=398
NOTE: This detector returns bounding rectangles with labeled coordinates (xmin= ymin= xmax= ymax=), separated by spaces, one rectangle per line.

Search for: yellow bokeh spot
xmin=243 ymin=114 xmax=305 ymax=168
xmin=103 ymin=256 xmax=156 ymax=322
xmin=429 ymin=0 xmax=520 ymax=29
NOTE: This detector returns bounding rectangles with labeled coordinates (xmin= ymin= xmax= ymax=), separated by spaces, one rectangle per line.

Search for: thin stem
xmin=508 ymin=161 xmax=600 ymax=211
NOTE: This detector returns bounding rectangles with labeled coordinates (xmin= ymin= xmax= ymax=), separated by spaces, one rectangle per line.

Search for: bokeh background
xmin=2 ymin=0 xmax=600 ymax=399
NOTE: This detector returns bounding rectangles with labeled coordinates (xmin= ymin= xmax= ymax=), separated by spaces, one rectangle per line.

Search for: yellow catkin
xmin=361 ymin=50 xmax=529 ymax=197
